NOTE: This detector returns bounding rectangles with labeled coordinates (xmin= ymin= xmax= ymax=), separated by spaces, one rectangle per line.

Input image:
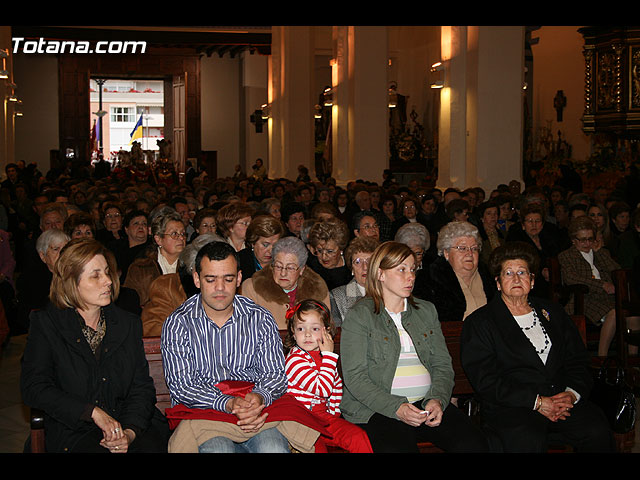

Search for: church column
xmin=268 ymin=26 xmax=314 ymax=180
xmin=331 ymin=26 xmax=388 ymax=185
xmin=437 ymin=26 xmax=525 ymax=192
xmin=241 ymin=51 xmax=268 ymax=174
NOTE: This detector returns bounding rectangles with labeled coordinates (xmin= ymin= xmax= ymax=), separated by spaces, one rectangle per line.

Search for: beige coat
xmin=168 ymin=418 xmax=320 ymax=453
xmin=240 ymin=264 xmax=330 ymax=330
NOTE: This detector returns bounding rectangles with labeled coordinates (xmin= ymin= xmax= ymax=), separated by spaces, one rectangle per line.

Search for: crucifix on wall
xmin=554 ymin=90 xmax=567 ymax=122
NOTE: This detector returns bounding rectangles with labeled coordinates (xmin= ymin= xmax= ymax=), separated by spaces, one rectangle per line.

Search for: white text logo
xmin=12 ymin=37 xmax=147 ymax=54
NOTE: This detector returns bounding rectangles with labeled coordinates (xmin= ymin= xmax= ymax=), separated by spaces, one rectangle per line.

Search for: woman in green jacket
xmin=340 ymin=241 xmax=489 ymax=453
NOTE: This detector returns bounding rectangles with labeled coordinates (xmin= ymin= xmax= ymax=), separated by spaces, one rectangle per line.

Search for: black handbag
xmin=590 ymin=359 xmax=637 ymax=434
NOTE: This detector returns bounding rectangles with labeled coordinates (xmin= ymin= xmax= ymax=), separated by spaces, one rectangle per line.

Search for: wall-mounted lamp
xmin=14 ymin=100 xmax=23 ymax=117
xmin=388 ymin=82 xmax=398 ymax=108
xmin=314 ymin=104 xmax=323 ymax=119
xmin=260 ymin=103 xmax=270 ymax=120
xmin=323 ymin=86 xmax=333 ymax=107
xmin=0 ymin=49 xmax=8 ymax=79
xmin=430 ymin=61 xmax=445 ymax=89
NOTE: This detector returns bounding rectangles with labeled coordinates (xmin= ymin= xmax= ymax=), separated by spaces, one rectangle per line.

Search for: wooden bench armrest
xmin=29 ymin=408 xmax=46 ymax=453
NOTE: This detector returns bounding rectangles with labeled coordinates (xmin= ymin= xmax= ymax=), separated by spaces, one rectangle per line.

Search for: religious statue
xmin=554 ymin=90 xmax=567 ymax=122
xmin=157 ymin=139 xmax=172 ymax=161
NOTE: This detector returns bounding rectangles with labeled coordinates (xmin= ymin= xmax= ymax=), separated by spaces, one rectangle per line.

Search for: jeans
xmin=198 ymin=427 xmax=291 ymax=453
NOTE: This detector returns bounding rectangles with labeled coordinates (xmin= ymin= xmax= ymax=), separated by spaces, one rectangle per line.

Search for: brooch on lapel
xmin=541 ymin=309 xmax=550 ymax=322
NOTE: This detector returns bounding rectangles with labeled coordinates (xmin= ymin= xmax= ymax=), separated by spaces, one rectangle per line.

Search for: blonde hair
xmin=50 ymin=238 xmax=120 ymax=310
xmin=365 ymin=241 xmax=418 ymax=314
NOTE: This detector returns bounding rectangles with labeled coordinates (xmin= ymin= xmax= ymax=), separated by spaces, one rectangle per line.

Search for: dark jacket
xmin=21 ymin=303 xmax=162 ymax=452
xmin=460 ymin=294 xmax=593 ymax=418
xmin=421 ymin=255 xmax=497 ymax=322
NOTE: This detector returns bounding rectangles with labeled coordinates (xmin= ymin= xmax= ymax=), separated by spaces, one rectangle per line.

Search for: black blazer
xmin=460 ymin=294 xmax=592 ymax=417
xmin=21 ymin=303 xmax=161 ymax=452
xmin=420 ymin=256 xmax=497 ymax=322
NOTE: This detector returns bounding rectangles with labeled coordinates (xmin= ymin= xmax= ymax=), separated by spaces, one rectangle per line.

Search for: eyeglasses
xmin=161 ymin=231 xmax=186 ymax=239
xmin=450 ymin=245 xmax=480 ymax=254
xmin=575 ymin=236 xmax=595 ymax=243
xmin=524 ymin=218 xmax=543 ymax=224
xmin=273 ymin=263 xmax=299 ymax=273
xmin=501 ymin=269 xmax=533 ymax=280
xmin=359 ymin=223 xmax=379 ymax=231
xmin=403 ymin=205 xmax=416 ymax=210
xmin=105 ymin=212 xmax=121 ymax=218
xmin=352 ymin=257 xmax=370 ymax=267
xmin=235 ymin=220 xmax=251 ymax=227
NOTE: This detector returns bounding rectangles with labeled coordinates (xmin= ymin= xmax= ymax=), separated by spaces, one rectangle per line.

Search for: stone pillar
xmin=437 ymin=26 xmax=525 ymax=192
xmin=241 ymin=51 xmax=268 ymax=175
xmin=331 ymin=26 xmax=388 ymax=185
xmin=268 ymin=26 xmax=314 ymax=180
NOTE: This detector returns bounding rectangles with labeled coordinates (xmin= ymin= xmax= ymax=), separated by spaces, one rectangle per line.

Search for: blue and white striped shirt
xmin=160 ymin=293 xmax=287 ymax=413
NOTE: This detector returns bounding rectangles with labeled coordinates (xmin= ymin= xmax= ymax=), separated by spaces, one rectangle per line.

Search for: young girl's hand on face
xmin=318 ymin=327 xmax=334 ymax=353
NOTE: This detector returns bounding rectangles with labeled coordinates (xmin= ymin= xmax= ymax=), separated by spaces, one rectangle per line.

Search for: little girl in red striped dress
xmin=284 ymin=299 xmax=372 ymax=453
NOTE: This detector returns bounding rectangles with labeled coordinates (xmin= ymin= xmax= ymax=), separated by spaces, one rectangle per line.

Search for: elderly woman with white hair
xmin=424 ymin=221 xmax=496 ymax=323
xmin=18 ymin=229 xmax=71 ymax=316
xmin=241 ymin=236 xmax=330 ymax=330
xmin=395 ymin=222 xmax=434 ymax=301
xmin=141 ymin=233 xmax=223 ymax=337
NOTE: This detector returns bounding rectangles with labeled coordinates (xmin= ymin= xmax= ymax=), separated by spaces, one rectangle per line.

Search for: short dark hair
xmin=123 ymin=209 xmax=148 ymax=228
xmin=352 ymin=210 xmax=377 ymax=230
xmin=487 ymin=241 xmax=540 ymax=278
xmin=169 ymin=196 xmax=189 ymax=209
xmin=445 ymin=198 xmax=470 ymax=219
xmin=194 ymin=241 xmax=238 ymax=274
xmin=280 ymin=201 xmax=305 ymax=223
xmin=476 ymin=200 xmax=499 ymax=218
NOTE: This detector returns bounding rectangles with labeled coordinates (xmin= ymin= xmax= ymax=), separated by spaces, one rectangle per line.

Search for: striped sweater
xmin=285 ymin=347 xmax=342 ymax=415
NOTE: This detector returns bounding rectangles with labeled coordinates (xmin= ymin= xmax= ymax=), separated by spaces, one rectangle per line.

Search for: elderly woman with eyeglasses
xmin=329 ymin=236 xmax=379 ymax=327
xmin=423 ymin=221 xmax=496 ymax=323
xmin=96 ymin=202 xmax=125 ymax=244
xmin=557 ymin=216 xmax=638 ymax=357
xmin=461 ymin=241 xmax=615 ymax=453
xmin=306 ymin=219 xmax=353 ymax=290
xmin=506 ymin=202 xmax=562 ymax=299
xmin=241 ymin=236 xmax=330 ymax=330
xmin=123 ymin=209 xmax=186 ymax=308
xmin=142 ymin=233 xmax=222 ymax=337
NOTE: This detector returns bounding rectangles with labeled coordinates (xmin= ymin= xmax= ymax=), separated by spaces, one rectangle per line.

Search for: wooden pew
xmin=32 ymin=316 xmax=633 ymax=453
xmin=142 ymin=336 xmax=171 ymax=414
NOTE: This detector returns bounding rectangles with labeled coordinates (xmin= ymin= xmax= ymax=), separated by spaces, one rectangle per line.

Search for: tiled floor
xmin=1 ymin=333 xmax=639 ymax=454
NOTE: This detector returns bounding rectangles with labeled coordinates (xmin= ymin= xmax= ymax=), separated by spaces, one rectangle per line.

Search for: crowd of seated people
xmin=4 ymin=156 xmax=640 ymax=453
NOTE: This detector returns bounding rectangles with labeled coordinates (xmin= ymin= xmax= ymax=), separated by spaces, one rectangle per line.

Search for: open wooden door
xmin=172 ymin=73 xmax=187 ymax=176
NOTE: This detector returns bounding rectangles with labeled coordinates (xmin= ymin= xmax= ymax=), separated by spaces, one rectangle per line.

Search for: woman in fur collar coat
xmin=240 ymin=237 xmax=330 ymax=330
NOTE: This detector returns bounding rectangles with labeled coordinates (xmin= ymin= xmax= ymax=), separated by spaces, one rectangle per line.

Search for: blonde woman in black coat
xmin=21 ymin=238 xmax=169 ymax=453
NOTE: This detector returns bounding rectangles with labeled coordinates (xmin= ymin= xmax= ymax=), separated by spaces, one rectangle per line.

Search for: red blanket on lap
xmin=164 ymin=381 xmax=331 ymax=439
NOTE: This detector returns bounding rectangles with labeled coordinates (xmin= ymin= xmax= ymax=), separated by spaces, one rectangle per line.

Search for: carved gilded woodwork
xmin=580 ymin=26 xmax=640 ymax=135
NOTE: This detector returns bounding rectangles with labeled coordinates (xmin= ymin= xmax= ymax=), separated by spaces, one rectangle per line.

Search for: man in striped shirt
xmin=161 ymin=241 xmax=290 ymax=453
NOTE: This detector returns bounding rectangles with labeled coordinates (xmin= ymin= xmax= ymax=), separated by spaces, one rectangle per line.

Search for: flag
xmin=90 ymin=119 xmax=97 ymax=152
xmin=129 ymin=113 xmax=143 ymax=145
